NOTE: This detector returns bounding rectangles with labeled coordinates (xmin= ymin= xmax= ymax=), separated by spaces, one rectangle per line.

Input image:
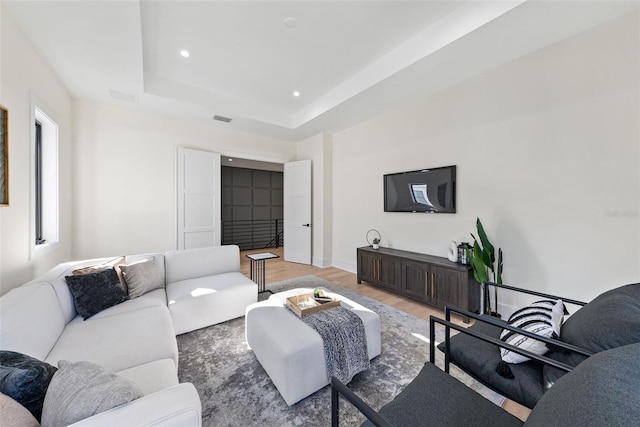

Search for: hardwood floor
xmin=240 ymin=247 xmax=469 ymax=325
xmin=240 ymin=247 xmax=531 ymax=421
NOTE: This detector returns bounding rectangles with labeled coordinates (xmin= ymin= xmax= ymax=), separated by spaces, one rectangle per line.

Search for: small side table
xmin=246 ymin=252 xmax=279 ymax=293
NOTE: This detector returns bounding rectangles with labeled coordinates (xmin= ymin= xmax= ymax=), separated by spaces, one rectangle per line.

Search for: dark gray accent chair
xmin=437 ymin=282 xmax=640 ymax=409
xmin=331 ymin=341 xmax=640 ymax=426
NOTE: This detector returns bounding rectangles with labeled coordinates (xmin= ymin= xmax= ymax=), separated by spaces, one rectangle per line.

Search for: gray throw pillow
xmin=65 ymin=268 xmax=129 ymax=319
xmin=41 ymin=360 xmax=142 ymax=427
xmin=120 ymin=257 xmax=165 ymax=299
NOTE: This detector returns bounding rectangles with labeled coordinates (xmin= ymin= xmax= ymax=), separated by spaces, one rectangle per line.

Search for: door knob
xmin=302 ymin=223 xmax=311 ymax=227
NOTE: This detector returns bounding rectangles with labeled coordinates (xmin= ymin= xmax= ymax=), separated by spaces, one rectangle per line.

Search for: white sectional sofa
xmin=165 ymin=246 xmax=258 ymax=334
xmin=0 ymin=245 xmax=257 ymax=426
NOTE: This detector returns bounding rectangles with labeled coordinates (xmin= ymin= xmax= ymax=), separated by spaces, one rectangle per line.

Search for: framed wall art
xmin=1 ymin=104 xmax=8 ymax=206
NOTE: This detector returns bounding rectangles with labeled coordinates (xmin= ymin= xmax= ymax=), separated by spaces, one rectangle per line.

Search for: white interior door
xmin=284 ymin=159 xmax=312 ymax=264
xmin=177 ymin=147 xmax=220 ymax=250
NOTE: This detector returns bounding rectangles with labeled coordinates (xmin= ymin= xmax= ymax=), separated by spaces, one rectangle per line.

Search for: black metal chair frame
xmin=331 ymin=282 xmax=595 ymax=426
xmin=431 ymin=281 xmax=592 ymax=404
xmin=331 ymin=376 xmax=392 ymax=427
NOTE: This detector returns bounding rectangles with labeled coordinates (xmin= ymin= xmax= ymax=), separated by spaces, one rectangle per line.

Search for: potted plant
xmin=465 ymin=218 xmax=503 ymax=317
xmin=372 ymin=237 xmax=380 ymax=250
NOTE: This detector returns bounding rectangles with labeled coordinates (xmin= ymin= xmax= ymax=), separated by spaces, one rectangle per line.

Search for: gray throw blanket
xmin=302 ymin=306 xmax=369 ymax=384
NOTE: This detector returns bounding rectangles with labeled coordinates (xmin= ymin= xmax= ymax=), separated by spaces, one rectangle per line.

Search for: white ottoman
xmin=245 ymin=288 xmax=381 ymax=405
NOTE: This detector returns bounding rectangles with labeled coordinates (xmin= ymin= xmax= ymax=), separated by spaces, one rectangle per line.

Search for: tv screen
xmin=384 ymin=165 xmax=456 ymax=213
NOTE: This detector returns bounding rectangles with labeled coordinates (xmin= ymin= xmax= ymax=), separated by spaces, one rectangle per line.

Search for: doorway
xmin=177 ymin=151 xmax=312 ymax=265
xmin=220 ymin=157 xmax=284 ymax=251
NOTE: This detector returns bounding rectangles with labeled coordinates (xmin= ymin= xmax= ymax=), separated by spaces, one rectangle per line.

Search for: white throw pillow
xmin=41 ymin=360 xmax=142 ymax=427
xmin=499 ymin=299 xmax=565 ymax=364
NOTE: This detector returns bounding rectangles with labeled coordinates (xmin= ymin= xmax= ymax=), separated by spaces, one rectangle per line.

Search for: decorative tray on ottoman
xmin=285 ymin=292 xmax=340 ymax=317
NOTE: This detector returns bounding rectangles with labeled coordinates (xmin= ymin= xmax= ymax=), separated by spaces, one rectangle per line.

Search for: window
xmin=410 ymin=183 xmax=434 ymax=208
xmin=31 ymin=103 xmax=59 ymax=258
xmin=35 ymin=120 xmax=45 ymax=244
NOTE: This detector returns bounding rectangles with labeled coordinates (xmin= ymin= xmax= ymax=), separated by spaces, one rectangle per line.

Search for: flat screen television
xmin=384 ymin=165 xmax=456 ymax=213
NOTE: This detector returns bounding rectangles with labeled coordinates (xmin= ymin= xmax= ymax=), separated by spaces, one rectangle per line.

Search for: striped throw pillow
xmin=500 ymin=300 xmax=565 ymax=364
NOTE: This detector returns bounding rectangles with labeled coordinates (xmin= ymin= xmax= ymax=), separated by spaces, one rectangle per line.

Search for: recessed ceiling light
xmin=284 ymin=17 xmax=297 ymax=29
xmin=293 ymin=91 xmax=301 ymax=97
xmin=180 ymin=50 xmax=190 ymax=58
xmin=108 ymin=89 xmax=139 ymax=104
xmin=213 ymin=115 xmax=232 ymax=123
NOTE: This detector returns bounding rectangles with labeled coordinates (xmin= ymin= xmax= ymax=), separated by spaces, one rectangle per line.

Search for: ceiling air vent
xmin=213 ymin=115 xmax=232 ymax=123
xmin=108 ymin=89 xmax=138 ymax=103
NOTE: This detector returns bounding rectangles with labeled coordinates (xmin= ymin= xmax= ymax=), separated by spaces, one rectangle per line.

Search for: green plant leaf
xmin=476 ymin=218 xmax=495 ymax=264
xmin=481 ymin=247 xmax=494 ymax=272
xmin=497 ymin=248 xmax=503 ymax=284
xmin=469 ymin=242 xmax=488 ymax=283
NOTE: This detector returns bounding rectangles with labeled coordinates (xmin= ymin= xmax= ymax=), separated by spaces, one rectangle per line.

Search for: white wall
xmin=2 ymin=4 xmax=638 ymax=308
xmin=72 ymin=100 xmax=297 ymax=259
xmin=331 ymin=11 xmax=640 ymax=308
xmin=0 ymin=9 xmax=74 ymax=294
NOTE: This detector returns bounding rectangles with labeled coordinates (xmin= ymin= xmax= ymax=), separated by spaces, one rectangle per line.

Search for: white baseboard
xmin=312 ymin=256 xmax=331 ymax=268
xmin=331 ymin=257 xmax=357 ymax=274
xmin=497 ymin=302 xmax=518 ymax=320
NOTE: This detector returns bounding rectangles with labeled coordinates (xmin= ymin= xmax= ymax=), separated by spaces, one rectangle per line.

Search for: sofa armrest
xmin=69 ymin=383 xmax=201 ymax=427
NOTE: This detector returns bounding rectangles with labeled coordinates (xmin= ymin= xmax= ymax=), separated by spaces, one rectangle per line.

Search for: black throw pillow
xmin=65 ymin=268 xmax=129 ymax=319
xmin=0 ymin=351 xmax=58 ymax=422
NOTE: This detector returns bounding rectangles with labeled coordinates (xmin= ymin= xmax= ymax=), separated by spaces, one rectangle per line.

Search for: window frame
xmin=30 ymin=97 xmax=59 ymax=259
xmin=34 ymin=120 xmax=45 ymax=245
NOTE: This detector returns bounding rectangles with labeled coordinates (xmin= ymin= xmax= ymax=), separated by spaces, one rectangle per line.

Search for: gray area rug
xmin=177 ymin=275 xmax=505 ymax=426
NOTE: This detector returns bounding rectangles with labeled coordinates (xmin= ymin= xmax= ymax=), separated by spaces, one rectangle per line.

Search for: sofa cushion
xmin=45 ymin=305 xmax=178 ymax=373
xmin=165 ymin=245 xmax=241 ymax=284
xmin=500 ymin=300 xmax=565 ymax=364
xmin=0 ymin=351 xmax=57 ymax=422
xmin=87 ymin=288 xmax=167 ymax=321
xmin=65 ymin=269 xmax=129 ymax=320
xmin=167 ymin=272 xmax=257 ymax=334
xmin=0 ymin=392 xmax=40 ymax=427
xmin=438 ymin=320 xmax=544 ymax=409
xmin=33 ymin=257 xmax=119 ymax=324
xmin=120 ymin=257 xmax=165 ymax=299
xmin=116 ymin=358 xmax=179 ymax=396
xmin=543 ymin=283 xmax=640 ymax=388
xmin=29 ymin=256 xmax=163 ymax=324
xmin=0 ymin=283 xmax=66 ymax=361
xmin=525 ymin=342 xmax=640 ymax=426
xmin=41 ymin=360 xmax=142 ymax=427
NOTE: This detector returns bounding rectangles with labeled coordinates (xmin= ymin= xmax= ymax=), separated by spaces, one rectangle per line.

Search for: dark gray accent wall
xmin=222 ymin=167 xmax=283 ymax=221
xmin=221 ymin=166 xmax=283 ymax=249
